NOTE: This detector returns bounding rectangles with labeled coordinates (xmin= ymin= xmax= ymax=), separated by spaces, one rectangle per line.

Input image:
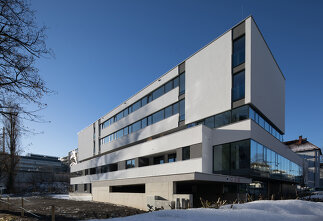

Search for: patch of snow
xmin=48 ymin=194 xmax=70 ymax=200
xmin=88 ymin=200 xmax=323 ymax=221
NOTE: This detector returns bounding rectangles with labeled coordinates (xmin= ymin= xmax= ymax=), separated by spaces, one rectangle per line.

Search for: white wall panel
xmin=185 ymin=31 xmax=232 ymax=124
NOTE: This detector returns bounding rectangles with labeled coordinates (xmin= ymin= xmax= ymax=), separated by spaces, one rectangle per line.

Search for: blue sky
xmin=23 ymin=0 xmax=323 ymax=157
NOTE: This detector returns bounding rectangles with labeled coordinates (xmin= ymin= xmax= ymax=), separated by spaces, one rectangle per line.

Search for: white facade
xmin=70 ymin=16 xmax=304 ymax=210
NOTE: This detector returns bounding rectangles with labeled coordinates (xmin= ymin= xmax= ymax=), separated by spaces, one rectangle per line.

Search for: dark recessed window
xmin=179 ymin=73 xmax=185 ymax=95
xmin=131 ymin=121 xmax=142 ymax=133
xmin=231 ymin=105 xmax=249 ymax=123
xmin=179 ymin=99 xmax=185 ymax=121
xmin=205 ymin=116 xmax=215 ymax=128
xmin=132 ymin=100 xmax=142 ymax=112
xmin=214 ymin=111 xmax=231 ymax=128
xmin=165 ymin=81 xmax=173 ymax=93
xmin=139 ymin=158 xmax=149 ymax=167
xmin=84 ymin=184 xmax=87 ymax=192
xmin=182 ymin=146 xmax=190 ymax=161
xmin=168 ymin=153 xmax=176 ymax=163
xmin=126 ymin=159 xmax=135 ymax=169
xmin=233 ymin=35 xmax=245 ymax=67
xmin=232 ymin=71 xmax=245 ymax=102
xmin=153 ymin=156 xmax=165 ymax=165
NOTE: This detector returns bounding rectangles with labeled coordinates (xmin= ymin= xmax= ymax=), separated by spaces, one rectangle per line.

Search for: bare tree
xmin=2 ymin=103 xmax=21 ymax=193
xmin=0 ymin=0 xmax=52 ymax=121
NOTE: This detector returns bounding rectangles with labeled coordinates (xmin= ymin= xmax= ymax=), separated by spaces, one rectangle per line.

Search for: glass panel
xmin=179 ymin=99 xmax=185 ymax=121
xmin=258 ymin=116 xmax=265 ymax=128
xmin=141 ymin=96 xmax=148 ymax=106
xmin=168 ymin=153 xmax=176 ymax=162
xmin=123 ymin=108 xmax=129 ymax=117
xmin=141 ymin=118 xmax=147 ymax=128
xmin=214 ymin=111 xmax=231 ymax=127
xmin=153 ymin=156 xmax=164 ymax=165
xmin=152 ymin=86 xmax=165 ymax=100
xmin=182 ymin=146 xmax=190 ymax=161
xmin=152 ymin=109 xmax=164 ymax=123
xmin=165 ymin=106 xmax=172 ymax=118
xmin=123 ymin=127 xmax=128 ymax=136
xmin=116 ymin=112 xmax=123 ymax=121
xmin=179 ymin=73 xmax=185 ymax=95
xmin=232 ymin=71 xmax=245 ymax=101
xmin=165 ymin=81 xmax=173 ymax=93
xmin=173 ymin=77 xmax=179 ymax=88
xmin=116 ymin=129 xmax=123 ymax=139
xmin=132 ymin=100 xmax=142 ymax=112
xmin=132 ymin=121 xmax=142 ymax=132
xmin=233 ymin=35 xmax=245 ymax=67
xmin=232 ymin=105 xmax=249 ymax=123
xmin=249 ymin=107 xmax=255 ymax=121
xmin=230 ymin=140 xmax=250 ymax=170
xmin=147 ymin=115 xmax=152 ymax=126
xmin=173 ymin=102 xmax=179 ymax=114
xmin=126 ymin=159 xmax=135 ymax=169
xmin=205 ymin=116 xmax=215 ymax=128
xmin=147 ymin=94 xmax=152 ymax=103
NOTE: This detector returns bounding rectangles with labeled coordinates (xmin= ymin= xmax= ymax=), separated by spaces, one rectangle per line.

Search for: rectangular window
xmin=126 ymin=159 xmax=135 ymax=169
xmin=152 ymin=109 xmax=164 ymax=124
xmin=233 ymin=35 xmax=245 ymax=67
xmin=123 ymin=108 xmax=129 ymax=117
xmin=139 ymin=158 xmax=149 ymax=167
xmin=116 ymin=129 xmax=123 ymax=139
xmin=173 ymin=102 xmax=179 ymax=114
xmin=182 ymin=146 xmax=190 ymax=161
xmin=123 ymin=127 xmax=128 ymax=136
xmin=116 ymin=112 xmax=123 ymax=121
xmin=213 ymin=143 xmax=230 ymax=172
xmin=132 ymin=100 xmax=142 ymax=112
xmin=131 ymin=121 xmax=142 ymax=132
xmin=147 ymin=115 xmax=152 ymax=126
xmin=168 ymin=153 xmax=176 ymax=163
xmin=165 ymin=81 xmax=173 ymax=93
xmin=75 ymin=184 xmax=78 ymax=191
xmin=179 ymin=73 xmax=185 ymax=95
xmin=165 ymin=105 xmax=172 ymax=118
xmin=147 ymin=94 xmax=153 ymax=103
xmin=214 ymin=111 xmax=231 ymax=128
xmin=231 ymin=105 xmax=249 ymax=123
xmin=173 ymin=76 xmax=179 ymax=88
xmin=153 ymin=156 xmax=165 ymax=165
xmin=84 ymin=184 xmax=87 ymax=192
xmin=205 ymin=116 xmax=215 ymax=128
xmin=141 ymin=96 xmax=148 ymax=106
xmin=141 ymin=118 xmax=147 ymax=128
xmin=179 ymin=99 xmax=185 ymax=121
xmin=232 ymin=70 xmax=245 ymax=101
xmin=152 ymin=86 xmax=165 ymax=100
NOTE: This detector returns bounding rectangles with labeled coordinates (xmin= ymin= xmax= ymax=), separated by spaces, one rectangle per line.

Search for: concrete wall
xmin=185 ymin=30 xmax=232 ymax=124
xmin=247 ymin=18 xmax=285 ymax=133
xmin=78 ymin=125 xmax=94 ymax=161
xmin=71 ymin=125 xmax=204 ymax=173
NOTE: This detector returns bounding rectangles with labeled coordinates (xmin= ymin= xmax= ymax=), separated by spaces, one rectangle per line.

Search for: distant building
xmin=285 ymin=136 xmax=322 ymax=190
xmin=14 ymin=153 xmax=69 ymax=193
xmin=320 ymin=162 xmax=323 ymax=190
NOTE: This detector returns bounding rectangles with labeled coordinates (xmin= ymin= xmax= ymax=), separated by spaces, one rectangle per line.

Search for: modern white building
xmin=70 ymin=16 xmax=305 ymax=210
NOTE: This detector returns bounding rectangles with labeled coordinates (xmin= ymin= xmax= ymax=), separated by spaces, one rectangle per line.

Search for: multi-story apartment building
xmin=285 ymin=136 xmax=321 ymax=190
xmin=70 ymin=16 xmax=304 ymax=210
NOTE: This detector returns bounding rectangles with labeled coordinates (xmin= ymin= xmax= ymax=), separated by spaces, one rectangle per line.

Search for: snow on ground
xmin=88 ymin=200 xmax=323 ymax=221
xmin=48 ymin=194 xmax=70 ymax=200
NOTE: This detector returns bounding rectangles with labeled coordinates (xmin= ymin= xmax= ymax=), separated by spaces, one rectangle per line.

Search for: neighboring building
xmin=320 ymin=162 xmax=323 ymax=190
xmin=70 ymin=16 xmax=304 ymax=210
xmin=285 ymin=136 xmax=322 ymax=190
xmin=15 ymin=153 xmax=69 ymax=192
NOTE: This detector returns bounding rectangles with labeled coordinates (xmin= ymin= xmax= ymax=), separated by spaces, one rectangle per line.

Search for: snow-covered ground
xmin=88 ymin=200 xmax=323 ymax=221
xmin=48 ymin=194 xmax=70 ymax=200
